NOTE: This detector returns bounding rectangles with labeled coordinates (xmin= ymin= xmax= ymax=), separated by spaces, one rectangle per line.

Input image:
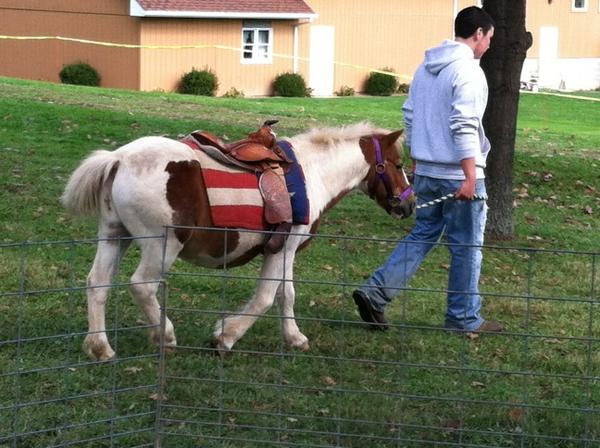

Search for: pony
xmin=61 ymin=122 xmax=415 ymax=361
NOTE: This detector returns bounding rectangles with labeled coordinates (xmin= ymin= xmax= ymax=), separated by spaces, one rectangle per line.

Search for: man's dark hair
xmin=455 ymin=6 xmax=495 ymax=38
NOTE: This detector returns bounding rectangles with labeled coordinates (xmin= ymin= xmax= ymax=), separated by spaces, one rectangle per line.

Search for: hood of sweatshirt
xmin=424 ymin=40 xmax=474 ymax=75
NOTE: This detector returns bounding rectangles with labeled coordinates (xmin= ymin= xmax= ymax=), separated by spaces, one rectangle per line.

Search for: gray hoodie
xmin=402 ymin=40 xmax=491 ymax=180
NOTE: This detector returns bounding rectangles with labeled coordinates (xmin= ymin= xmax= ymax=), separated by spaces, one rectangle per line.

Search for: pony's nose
xmin=391 ymin=199 xmax=415 ymax=219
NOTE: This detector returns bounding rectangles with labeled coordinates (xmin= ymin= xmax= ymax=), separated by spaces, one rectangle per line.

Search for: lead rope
xmin=415 ymin=193 xmax=486 ymax=209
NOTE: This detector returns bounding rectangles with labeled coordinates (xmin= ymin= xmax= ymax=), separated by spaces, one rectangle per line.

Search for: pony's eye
xmin=395 ymin=164 xmax=403 ymax=171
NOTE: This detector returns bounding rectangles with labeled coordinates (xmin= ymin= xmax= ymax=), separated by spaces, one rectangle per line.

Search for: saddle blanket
xmin=278 ymin=140 xmax=310 ymax=225
xmin=194 ymin=149 xmax=264 ymax=230
xmin=183 ymin=137 xmax=310 ymax=230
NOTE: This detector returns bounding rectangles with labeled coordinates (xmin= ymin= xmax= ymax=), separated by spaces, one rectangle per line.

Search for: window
xmin=571 ymin=0 xmax=587 ymax=12
xmin=241 ymin=21 xmax=272 ymax=64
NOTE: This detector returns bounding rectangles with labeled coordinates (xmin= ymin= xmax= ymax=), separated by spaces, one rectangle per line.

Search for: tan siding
xmin=300 ymin=0 xmax=454 ymax=93
xmin=0 ymin=1 xmax=597 ymax=95
xmin=525 ymin=0 xmax=600 ymax=58
xmin=139 ymin=19 xmax=296 ymax=96
xmin=0 ymin=0 xmax=128 ymax=15
xmin=0 ymin=0 xmax=140 ymax=89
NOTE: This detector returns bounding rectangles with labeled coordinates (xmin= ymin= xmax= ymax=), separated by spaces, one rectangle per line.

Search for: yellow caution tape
xmin=523 ymin=91 xmax=600 ymax=102
xmin=0 ymin=34 xmax=413 ymax=80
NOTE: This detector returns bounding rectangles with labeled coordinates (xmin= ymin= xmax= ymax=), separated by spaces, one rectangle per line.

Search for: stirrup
xmin=265 ymin=222 xmax=292 ymax=253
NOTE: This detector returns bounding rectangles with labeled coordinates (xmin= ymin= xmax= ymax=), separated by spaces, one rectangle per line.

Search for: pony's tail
xmin=60 ymin=150 xmax=121 ymax=216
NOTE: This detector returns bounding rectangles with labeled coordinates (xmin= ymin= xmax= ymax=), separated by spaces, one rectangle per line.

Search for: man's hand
xmin=456 ymin=158 xmax=476 ymax=199
xmin=455 ymin=177 xmax=475 ymax=199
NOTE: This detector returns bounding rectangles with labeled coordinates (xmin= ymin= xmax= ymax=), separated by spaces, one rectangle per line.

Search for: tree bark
xmin=480 ymin=0 xmax=532 ymax=239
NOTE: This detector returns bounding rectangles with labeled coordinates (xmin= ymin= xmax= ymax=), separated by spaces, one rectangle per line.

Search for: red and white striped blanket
xmin=195 ymin=150 xmax=265 ymax=230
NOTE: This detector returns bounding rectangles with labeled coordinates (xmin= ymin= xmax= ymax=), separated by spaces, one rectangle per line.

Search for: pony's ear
xmin=382 ymin=129 xmax=404 ymax=147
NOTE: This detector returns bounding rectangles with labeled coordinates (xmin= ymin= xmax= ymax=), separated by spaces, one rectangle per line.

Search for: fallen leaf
xmin=125 ymin=366 xmax=143 ymax=374
xmin=149 ymin=392 xmax=167 ymax=401
xmin=582 ymin=206 xmax=593 ymax=215
xmin=33 ymin=207 xmax=45 ymax=218
xmin=442 ymin=419 xmax=461 ymax=432
xmin=322 ymin=264 xmax=334 ymax=271
xmin=508 ymin=408 xmax=523 ymax=423
xmin=516 ymin=188 xmax=529 ymax=198
xmin=286 ymin=417 xmax=298 ymax=423
xmin=322 ymin=376 xmax=336 ymax=386
xmin=526 ymin=236 xmax=543 ymax=241
xmin=471 ymin=381 xmax=485 ymax=388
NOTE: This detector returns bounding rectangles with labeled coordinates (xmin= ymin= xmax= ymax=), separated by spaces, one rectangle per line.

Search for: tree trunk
xmin=480 ymin=0 xmax=532 ymax=239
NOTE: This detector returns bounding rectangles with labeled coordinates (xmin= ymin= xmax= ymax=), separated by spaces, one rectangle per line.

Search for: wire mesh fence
xmin=1 ymin=230 xmax=598 ymax=447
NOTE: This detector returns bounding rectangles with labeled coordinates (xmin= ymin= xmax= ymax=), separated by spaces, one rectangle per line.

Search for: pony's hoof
xmin=149 ymin=328 xmax=177 ymax=347
xmin=294 ymin=340 xmax=310 ymax=352
xmin=211 ymin=335 xmax=232 ymax=356
xmin=83 ymin=335 xmax=116 ymax=361
xmin=163 ymin=343 xmax=177 ymax=355
xmin=287 ymin=335 xmax=310 ymax=352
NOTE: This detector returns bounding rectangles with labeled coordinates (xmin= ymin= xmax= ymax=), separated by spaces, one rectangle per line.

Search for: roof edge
xmin=130 ymin=0 xmax=317 ymax=20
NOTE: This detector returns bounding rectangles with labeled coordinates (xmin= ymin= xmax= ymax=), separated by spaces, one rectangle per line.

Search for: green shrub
xmin=222 ymin=87 xmax=245 ymax=98
xmin=365 ymin=67 xmax=398 ymax=96
xmin=397 ymin=83 xmax=410 ymax=94
xmin=59 ymin=62 xmax=100 ymax=87
xmin=179 ymin=67 xmax=218 ymax=96
xmin=273 ymin=72 xmax=310 ymax=97
xmin=335 ymin=85 xmax=355 ymax=96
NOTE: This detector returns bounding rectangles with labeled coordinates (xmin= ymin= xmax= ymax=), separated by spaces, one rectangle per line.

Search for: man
xmin=353 ymin=6 xmax=504 ymax=333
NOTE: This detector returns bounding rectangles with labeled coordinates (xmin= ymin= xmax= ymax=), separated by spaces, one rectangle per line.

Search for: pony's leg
xmin=213 ymin=252 xmax=284 ymax=352
xmin=129 ymin=234 xmax=182 ymax=350
xmin=275 ymin=252 xmax=309 ymax=351
xmin=83 ymin=235 xmax=131 ymax=361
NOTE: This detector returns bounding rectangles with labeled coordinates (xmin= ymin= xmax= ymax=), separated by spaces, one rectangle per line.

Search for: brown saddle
xmin=191 ymin=119 xmax=292 ymax=165
xmin=185 ymin=120 xmax=293 ymax=253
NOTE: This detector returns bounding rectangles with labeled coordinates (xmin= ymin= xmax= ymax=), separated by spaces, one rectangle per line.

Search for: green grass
xmin=0 ymin=77 xmax=599 ymax=447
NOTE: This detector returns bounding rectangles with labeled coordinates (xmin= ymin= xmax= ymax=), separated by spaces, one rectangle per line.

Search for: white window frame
xmin=571 ymin=0 xmax=587 ymax=12
xmin=241 ymin=27 xmax=273 ymax=64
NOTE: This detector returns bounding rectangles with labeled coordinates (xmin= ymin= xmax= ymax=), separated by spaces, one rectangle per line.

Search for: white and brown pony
xmin=61 ymin=122 xmax=415 ymax=360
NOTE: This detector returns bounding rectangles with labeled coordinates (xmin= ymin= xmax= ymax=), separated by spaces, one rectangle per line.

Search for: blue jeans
xmin=358 ymin=175 xmax=488 ymax=330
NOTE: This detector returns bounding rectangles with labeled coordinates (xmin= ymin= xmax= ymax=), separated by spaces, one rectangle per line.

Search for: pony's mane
xmin=293 ymin=121 xmax=388 ymax=148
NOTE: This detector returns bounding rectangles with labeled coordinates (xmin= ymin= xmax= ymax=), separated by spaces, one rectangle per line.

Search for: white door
xmin=309 ymin=26 xmax=335 ymax=97
xmin=538 ymin=27 xmax=560 ymax=89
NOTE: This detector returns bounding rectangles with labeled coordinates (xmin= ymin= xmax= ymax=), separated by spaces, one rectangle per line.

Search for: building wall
xmin=523 ymin=0 xmax=600 ymax=90
xmin=300 ymin=0 xmax=454 ymax=95
xmin=139 ymin=19 xmax=297 ymax=96
xmin=525 ymin=0 xmax=600 ymax=58
xmin=0 ymin=0 xmax=141 ymax=89
xmin=0 ymin=1 xmax=597 ymax=94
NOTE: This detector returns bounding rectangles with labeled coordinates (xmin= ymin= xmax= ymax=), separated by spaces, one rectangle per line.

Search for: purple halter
xmin=372 ymin=137 xmax=413 ymax=208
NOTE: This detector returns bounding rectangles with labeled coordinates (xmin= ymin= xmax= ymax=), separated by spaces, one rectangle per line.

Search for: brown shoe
xmin=471 ymin=320 xmax=505 ymax=333
xmin=352 ymin=290 xmax=388 ymax=331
